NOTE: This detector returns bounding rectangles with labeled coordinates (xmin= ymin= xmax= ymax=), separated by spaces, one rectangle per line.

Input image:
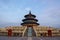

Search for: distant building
xmin=0 ymin=11 xmax=60 ymax=37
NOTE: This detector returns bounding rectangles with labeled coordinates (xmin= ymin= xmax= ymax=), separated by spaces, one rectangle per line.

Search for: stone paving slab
xmin=0 ymin=36 xmax=60 ymax=40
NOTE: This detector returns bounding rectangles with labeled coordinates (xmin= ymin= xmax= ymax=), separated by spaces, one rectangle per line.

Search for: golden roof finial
xmin=29 ymin=10 xmax=31 ymax=14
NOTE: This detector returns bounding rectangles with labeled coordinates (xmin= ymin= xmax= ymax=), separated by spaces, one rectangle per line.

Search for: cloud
xmin=42 ymin=7 xmax=60 ymax=19
xmin=39 ymin=7 xmax=60 ymax=27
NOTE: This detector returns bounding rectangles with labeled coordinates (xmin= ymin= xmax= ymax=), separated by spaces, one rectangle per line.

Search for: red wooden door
xmin=8 ymin=29 xmax=12 ymax=36
xmin=48 ymin=30 xmax=52 ymax=37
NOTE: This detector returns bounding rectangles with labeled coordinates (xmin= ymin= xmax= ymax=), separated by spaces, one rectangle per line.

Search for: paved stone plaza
xmin=0 ymin=36 xmax=60 ymax=40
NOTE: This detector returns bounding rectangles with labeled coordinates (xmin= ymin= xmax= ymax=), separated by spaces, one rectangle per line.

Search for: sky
xmin=0 ymin=0 xmax=60 ymax=28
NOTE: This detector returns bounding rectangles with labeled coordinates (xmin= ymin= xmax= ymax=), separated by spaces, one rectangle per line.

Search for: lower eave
xmin=21 ymin=22 xmax=39 ymax=25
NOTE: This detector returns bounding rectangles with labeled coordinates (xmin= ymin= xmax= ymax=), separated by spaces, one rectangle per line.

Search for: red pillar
xmin=48 ymin=30 xmax=52 ymax=37
xmin=8 ymin=29 xmax=12 ymax=36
